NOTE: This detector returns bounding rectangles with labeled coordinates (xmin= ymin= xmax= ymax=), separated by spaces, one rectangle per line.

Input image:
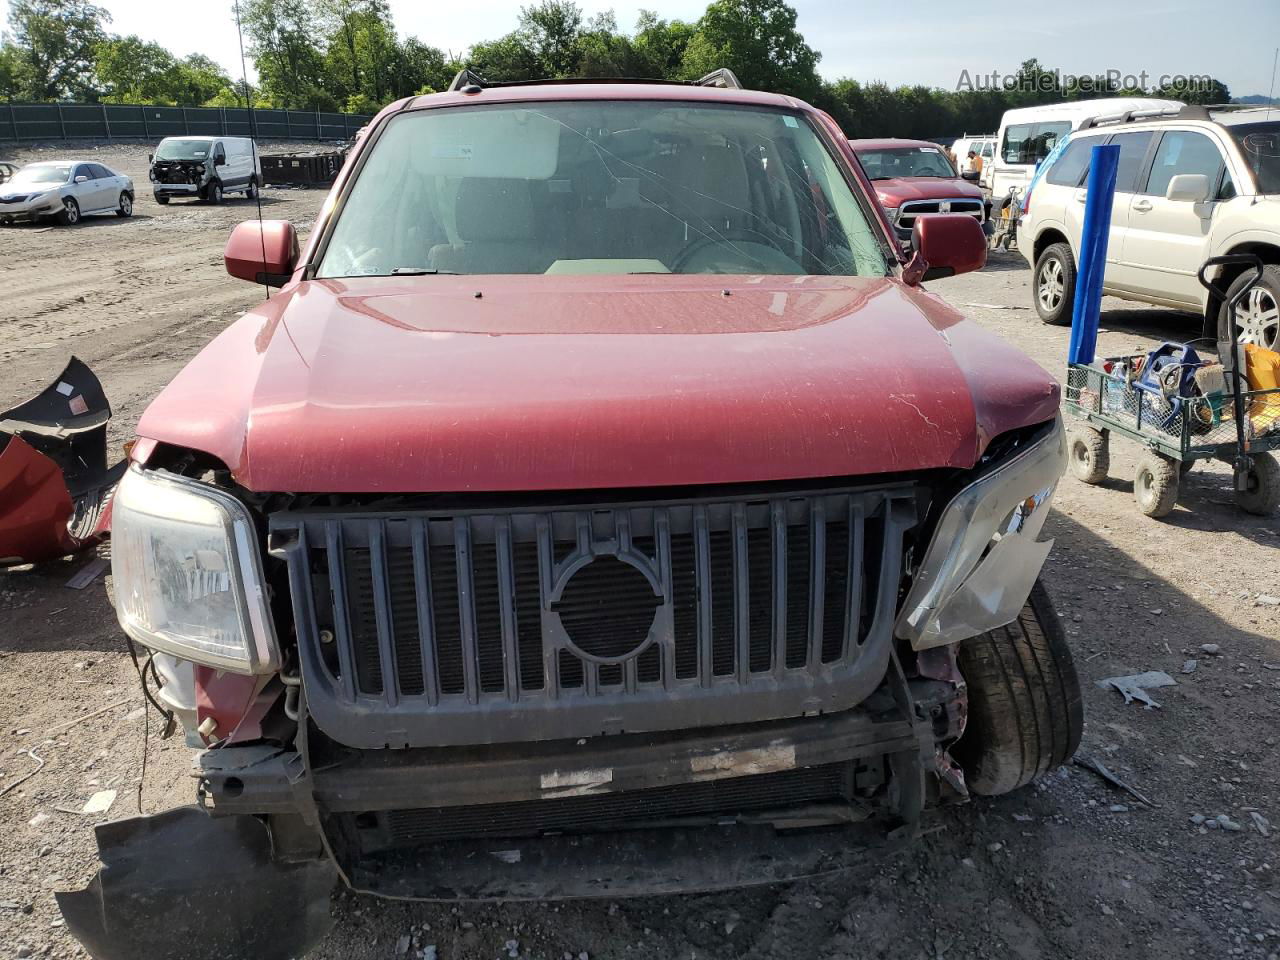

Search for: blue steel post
xmin=1067 ymin=144 xmax=1120 ymax=365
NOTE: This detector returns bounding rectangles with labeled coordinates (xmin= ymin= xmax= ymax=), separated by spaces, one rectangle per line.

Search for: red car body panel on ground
xmin=135 ymin=273 xmax=1058 ymax=493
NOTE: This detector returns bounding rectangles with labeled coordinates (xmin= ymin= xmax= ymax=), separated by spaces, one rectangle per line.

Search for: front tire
xmin=1034 ymin=242 xmax=1076 ymax=326
xmin=205 ymin=180 xmax=222 ymax=205
xmin=1218 ymin=264 xmax=1280 ymax=352
xmin=953 ymin=581 xmax=1084 ymax=796
xmin=155 ymin=194 xmax=170 ymax=205
xmin=57 ymin=197 xmax=80 ymax=225
xmin=1134 ymin=450 xmax=1180 ymax=518
xmin=246 ymin=178 xmax=259 ymax=200
xmin=116 ymin=192 xmax=132 ymax=218
xmin=1068 ymin=426 xmax=1109 ymax=484
xmin=1236 ymin=452 xmax=1280 ymax=516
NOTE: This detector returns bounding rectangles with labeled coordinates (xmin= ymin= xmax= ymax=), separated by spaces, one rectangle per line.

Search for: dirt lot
xmin=1 ymin=142 xmax=1278 ymax=960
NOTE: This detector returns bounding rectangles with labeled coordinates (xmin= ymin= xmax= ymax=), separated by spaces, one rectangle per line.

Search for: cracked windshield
xmin=318 ymin=101 xmax=888 ymax=277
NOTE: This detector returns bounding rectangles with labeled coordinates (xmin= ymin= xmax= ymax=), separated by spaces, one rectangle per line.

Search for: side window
xmin=213 ymin=142 xmax=227 ymax=164
xmin=981 ymin=141 xmax=995 ymax=159
xmin=1029 ymin=122 xmax=1071 ymax=165
xmin=1045 ymin=135 xmax=1108 ymax=186
xmin=1219 ymin=168 xmax=1237 ymax=201
xmin=1109 ymin=131 xmax=1155 ymax=192
xmin=1144 ymin=131 xmax=1226 ymax=198
xmin=1001 ymin=123 xmax=1035 ymax=163
xmin=72 ymin=164 xmax=91 ymax=181
xmin=89 ymin=163 xmax=111 ymax=179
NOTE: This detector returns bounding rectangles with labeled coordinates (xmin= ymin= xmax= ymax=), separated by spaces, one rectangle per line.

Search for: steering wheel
xmin=669 ymin=226 xmax=793 ymax=274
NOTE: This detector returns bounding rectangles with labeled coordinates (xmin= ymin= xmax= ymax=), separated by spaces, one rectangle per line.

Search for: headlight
xmin=896 ymin=417 xmax=1065 ymax=650
xmin=111 ymin=465 xmax=279 ymax=674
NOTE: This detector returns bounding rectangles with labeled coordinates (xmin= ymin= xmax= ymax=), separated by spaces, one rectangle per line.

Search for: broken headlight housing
xmin=111 ymin=464 xmax=279 ymax=674
xmin=895 ymin=417 xmax=1065 ymax=650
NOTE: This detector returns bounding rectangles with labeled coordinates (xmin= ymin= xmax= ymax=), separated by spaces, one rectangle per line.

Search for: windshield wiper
xmin=390 ymin=267 xmax=459 ymax=275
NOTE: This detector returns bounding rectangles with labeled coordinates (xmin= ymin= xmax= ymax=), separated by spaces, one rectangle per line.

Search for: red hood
xmin=871 ymin=177 xmax=985 ymax=207
xmin=135 ymin=275 xmax=1058 ymax=493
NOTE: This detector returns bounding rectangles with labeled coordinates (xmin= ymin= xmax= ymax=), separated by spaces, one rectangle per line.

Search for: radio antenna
xmin=233 ymin=0 xmax=270 ymax=299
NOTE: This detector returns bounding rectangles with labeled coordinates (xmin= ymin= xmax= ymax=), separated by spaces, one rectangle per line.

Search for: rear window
xmin=318 ymin=101 xmax=889 ymax=278
xmin=1224 ymin=122 xmax=1280 ymax=195
xmin=1002 ymin=122 xmax=1071 ymax=165
xmin=1044 ymin=134 xmax=1108 ymax=186
xmin=856 ymin=146 xmax=956 ymax=179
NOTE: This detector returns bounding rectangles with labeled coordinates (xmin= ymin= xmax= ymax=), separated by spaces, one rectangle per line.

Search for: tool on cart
xmin=1063 ymin=254 xmax=1280 ymax=518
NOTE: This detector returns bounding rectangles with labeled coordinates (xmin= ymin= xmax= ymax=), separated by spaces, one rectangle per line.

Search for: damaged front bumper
xmin=58 ymin=665 xmax=964 ymax=959
xmin=0 ymin=357 xmax=124 ymax=566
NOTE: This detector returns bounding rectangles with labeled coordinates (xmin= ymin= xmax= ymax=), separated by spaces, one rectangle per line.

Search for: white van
xmin=989 ymin=98 xmax=1182 ymax=203
xmin=949 ymin=134 xmax=996 ymax=187
xmin=149 ymin=136 xmax=263 ymax=205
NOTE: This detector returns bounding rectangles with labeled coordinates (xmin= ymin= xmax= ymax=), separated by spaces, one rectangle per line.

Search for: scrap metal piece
xmin=0 ymin=357 xmax=124 ymax=566
xmin=1095 ymin=670 xmax=1177 ymax=709
xmin=56 ymin=805 xmax=335 ymax=960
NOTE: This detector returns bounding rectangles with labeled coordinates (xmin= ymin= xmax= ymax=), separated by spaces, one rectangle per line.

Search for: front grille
xmin=273 ymin=486 xmax=914 ymax=748
xmin=369 ymin=762 xmax=855 ymax=847
xmin=897 ymin=199 xmax=984 ymax=229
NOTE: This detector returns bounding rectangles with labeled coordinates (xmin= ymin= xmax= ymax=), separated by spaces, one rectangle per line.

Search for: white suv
xmin=1017 ymin=105 xmax=1280 ymax=351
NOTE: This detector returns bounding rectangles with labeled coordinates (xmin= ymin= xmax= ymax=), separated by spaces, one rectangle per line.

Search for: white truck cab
xmin=149 ymin=136 xmax=262 ymax=205
xmin=990 ymin=98 xmax=1183 ymax=204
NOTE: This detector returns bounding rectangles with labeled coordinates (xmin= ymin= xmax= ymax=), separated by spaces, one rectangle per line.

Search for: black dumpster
xmin=260 ymin=150 xmax=346 ymax=187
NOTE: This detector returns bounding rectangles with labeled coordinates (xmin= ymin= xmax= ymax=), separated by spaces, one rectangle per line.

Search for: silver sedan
xmin=0 ymin=160 xmax=135 ymax=226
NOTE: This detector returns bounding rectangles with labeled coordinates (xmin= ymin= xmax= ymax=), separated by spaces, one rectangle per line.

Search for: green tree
xmin=0 ymin=37 xmax=27 ymax=99
xmin=394 ymin=36 xmax=452 ymax=98
xmin=680 ymin=0 xmax=821 ymax=101
xmin=171 ymin=54 xmax=231 ymax=105
xmin=240 ymin=0 xmax=329 ymax=108
xmin=467 ymin=31 xmax=539 ymax=82
xmin=632 ymin=10 xmax=694 ymax=78
xmin=8 ymin=0 xmax=110 ymax=99
xmin=94 ymin=34 xmax=176 ymax=103
xmin=518 ymin=0 xmax=581 ymax=77
xmin=1155 ymin=76 xmax=1229 ymax=106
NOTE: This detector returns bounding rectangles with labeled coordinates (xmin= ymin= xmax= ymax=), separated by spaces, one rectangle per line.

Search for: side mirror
xmin=961 ymin=169 xmax=980 ymax=182
xmin=147 ymin=154 xmax=153 ymax=163
xmin=905 ymin=214 xmax=987 ymax=284
xmin=224 ymin=220 xmax=299 ymax=287
xmin=74 ymin=175 xmax=88 ymax=183
xmin=1166 ymin=173 xmax=1211 ymax=203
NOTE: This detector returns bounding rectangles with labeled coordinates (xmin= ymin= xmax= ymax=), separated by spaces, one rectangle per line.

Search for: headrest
xmin=455 ymin=178 xmax=536 ymax=242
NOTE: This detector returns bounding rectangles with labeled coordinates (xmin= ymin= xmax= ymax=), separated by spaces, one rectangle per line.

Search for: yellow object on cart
xmin=1245 ymin=344 xmax=1280 ymax=435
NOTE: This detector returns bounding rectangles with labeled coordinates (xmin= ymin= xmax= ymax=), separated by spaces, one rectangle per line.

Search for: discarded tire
xmin=953 ymin=580 xmax=1084 ymax=796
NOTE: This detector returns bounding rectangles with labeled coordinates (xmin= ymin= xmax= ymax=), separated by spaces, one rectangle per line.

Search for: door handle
xmin=1132 ymin=199 xmax=1153 ymax=213
xmin=1073 ymin=190 xmax=1087 ymax=204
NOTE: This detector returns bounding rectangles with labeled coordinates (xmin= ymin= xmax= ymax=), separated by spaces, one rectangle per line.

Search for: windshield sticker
xmin=431 ymin=144 xmax=473 ymax=160
xmin=782 ymin=115 xmax=798 ymax=128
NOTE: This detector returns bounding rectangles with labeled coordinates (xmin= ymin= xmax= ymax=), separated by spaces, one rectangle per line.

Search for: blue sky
xmin=91 ymin=0 xmax=1280 ymax=98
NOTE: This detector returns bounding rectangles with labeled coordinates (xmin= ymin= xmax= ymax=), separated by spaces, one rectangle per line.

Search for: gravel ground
xmin=1 ymin=142 xmax=1278 ymax=960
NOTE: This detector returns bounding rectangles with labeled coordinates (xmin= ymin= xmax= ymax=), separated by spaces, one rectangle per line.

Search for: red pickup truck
xmin=58 ymin=73 xmax=1078 ymax=960
xmin=849 ymin=138 xmax=988 ymax=246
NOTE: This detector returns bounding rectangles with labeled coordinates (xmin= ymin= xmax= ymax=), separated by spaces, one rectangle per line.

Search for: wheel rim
xmin=64 ymin=199 xmax=78 ymax=223
xmin=1234 ymin=287 xmax=1280 ymax=351
xmin=1138 ymin=469 xmax=1154 ymax=503
xmin=1038 ymin=257 xmax=1064 ymax=311
xmin=121 ymin=195 xmax=131 ymax=215
xmin=1072 ymin=440 xmax=1089 ymax=468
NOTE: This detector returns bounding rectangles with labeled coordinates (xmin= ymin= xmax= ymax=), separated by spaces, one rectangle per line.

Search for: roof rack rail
xmin=444 ymin=67 xmax=744 ymax=94
xmin=1079 ymin=103 xmax=1217 ymax=130
xmin=448 ymin=68 xmax=488 ymax=92
xmin=696 ymin=68 xmax=742 ymax=89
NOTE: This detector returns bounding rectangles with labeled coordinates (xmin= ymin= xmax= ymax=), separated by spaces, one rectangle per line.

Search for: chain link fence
xmin=0 ymin=103 xmax=374 ymax=143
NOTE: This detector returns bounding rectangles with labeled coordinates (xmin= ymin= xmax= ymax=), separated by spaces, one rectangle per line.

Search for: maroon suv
xmin=58 ymin=72 xmax=1080 ymax=960
xmin=849 ymin=138 xmax=987 ymax=246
